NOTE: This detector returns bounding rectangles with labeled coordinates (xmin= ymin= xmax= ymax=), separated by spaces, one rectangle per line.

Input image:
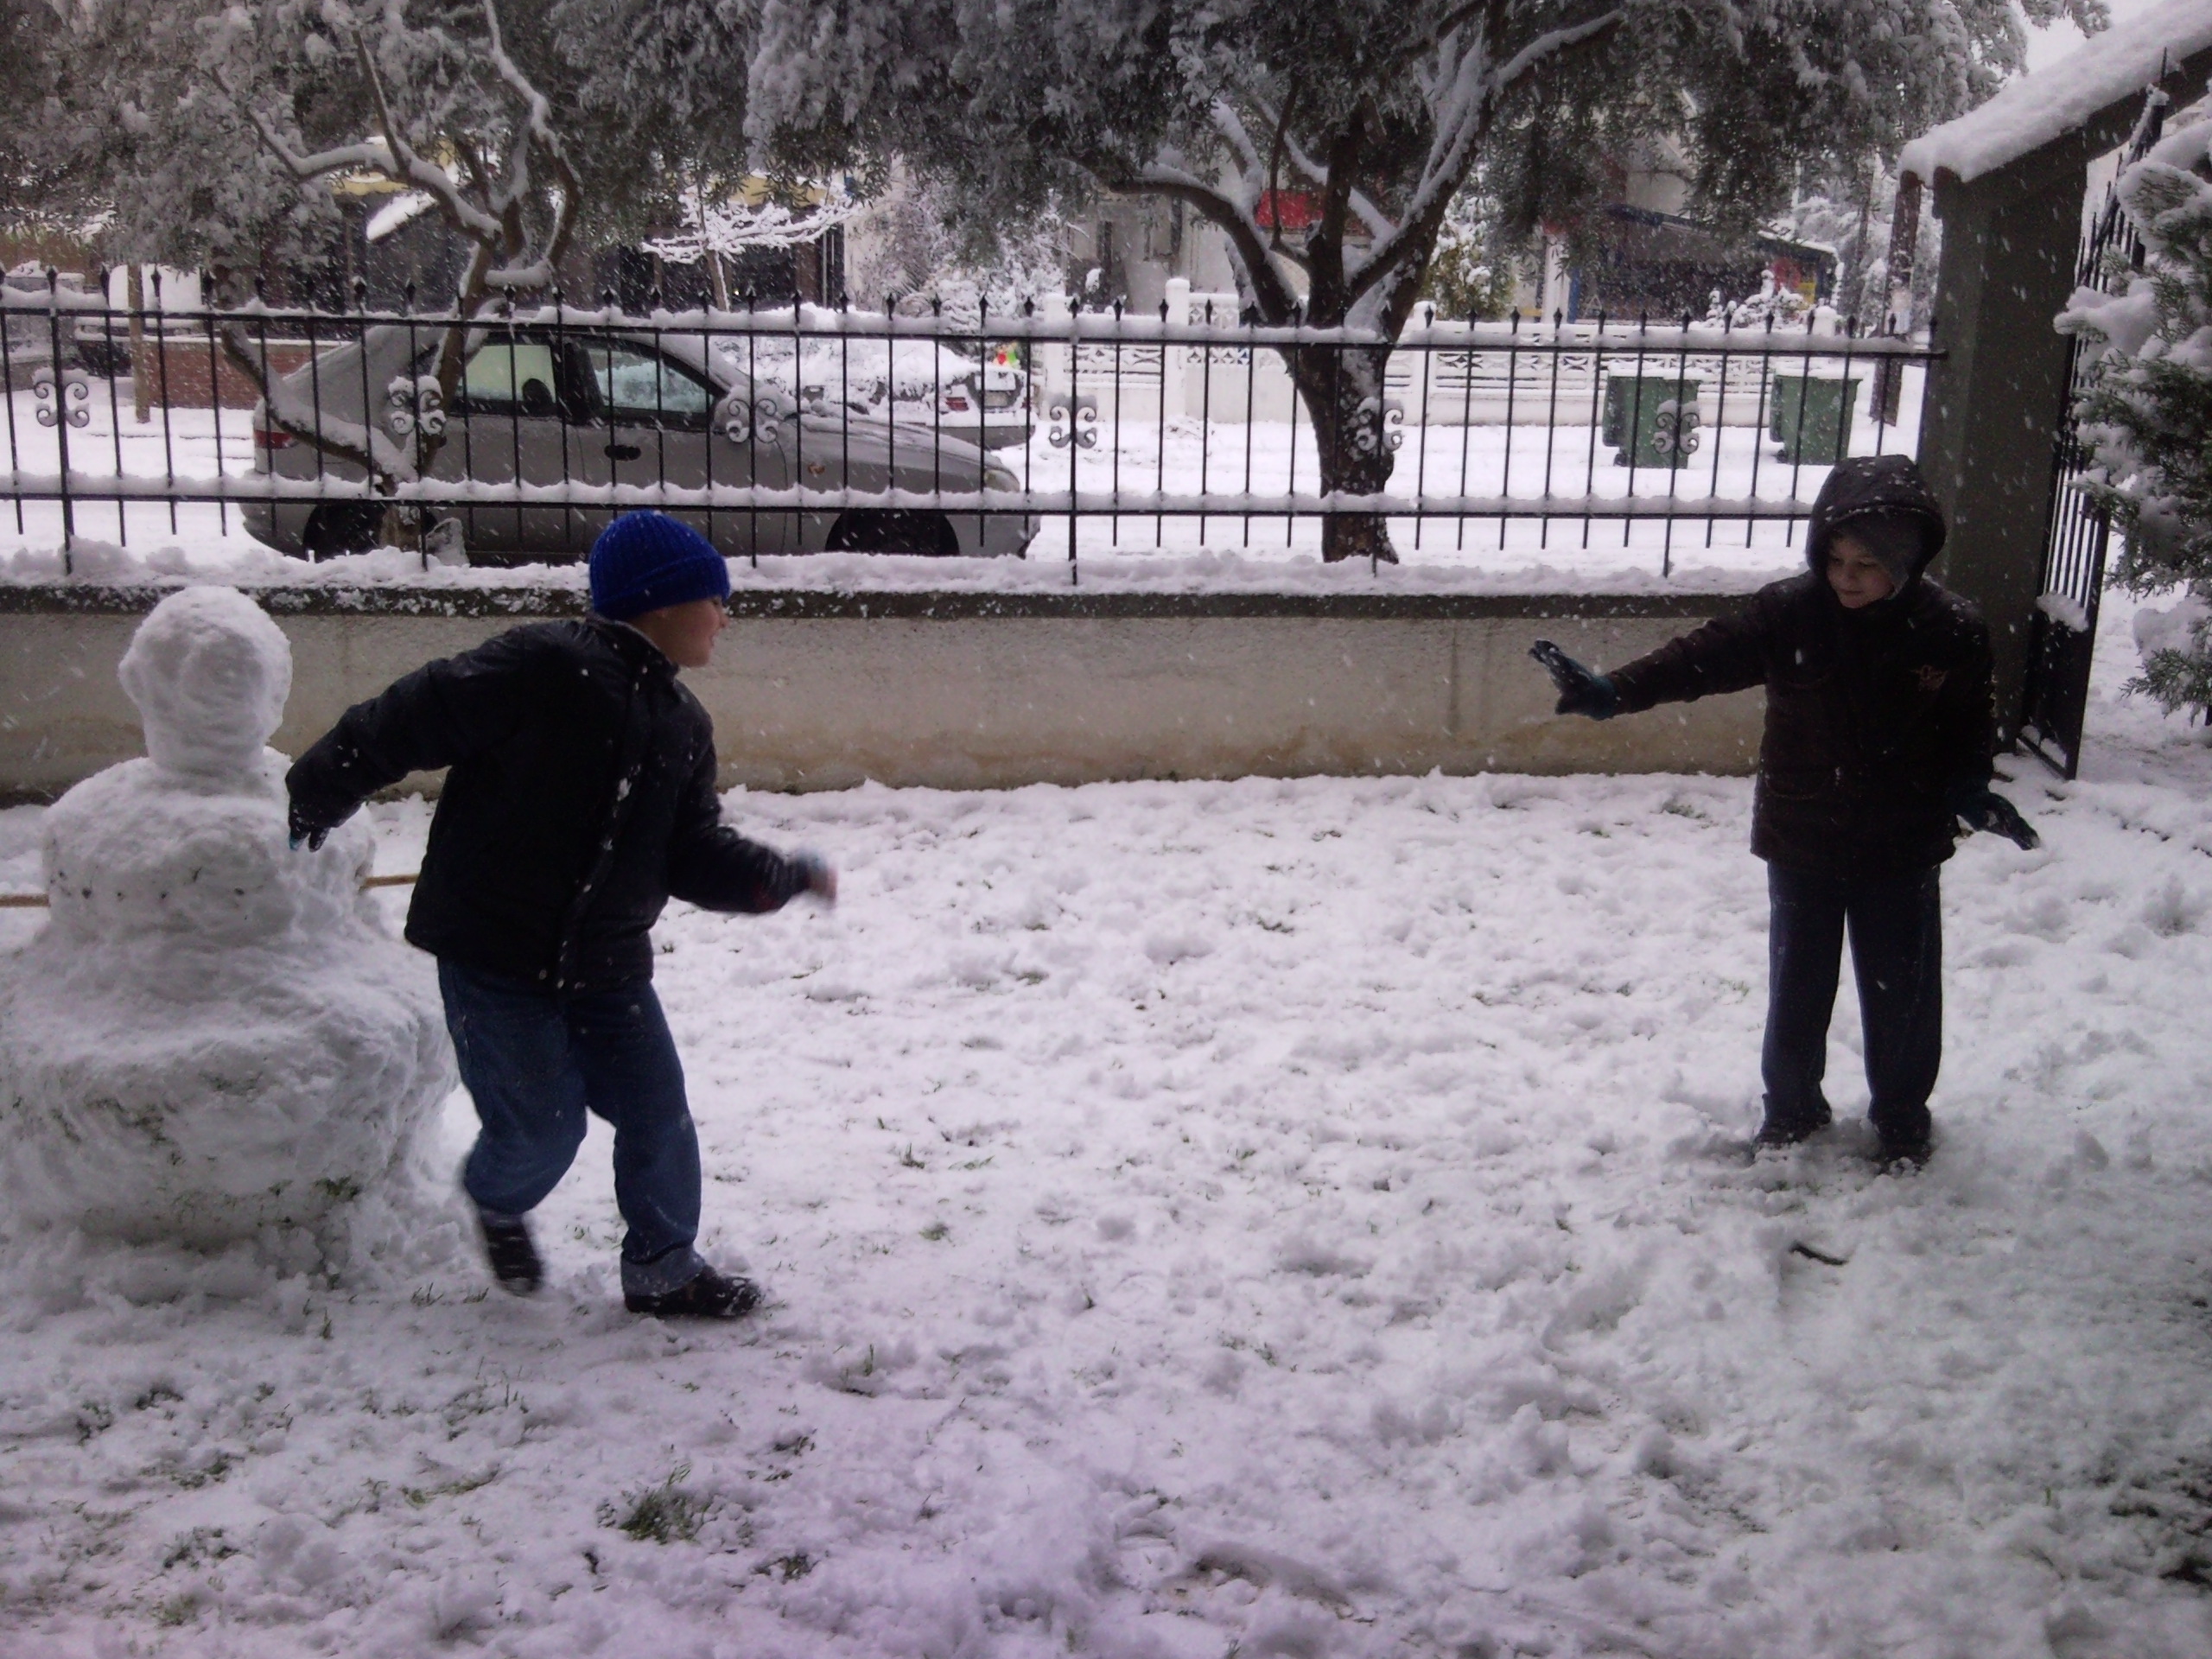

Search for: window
xmin=462 ymin=338 xmax=561 ymax=415
xmin=588 ymin=344 xmax=714 ymax=427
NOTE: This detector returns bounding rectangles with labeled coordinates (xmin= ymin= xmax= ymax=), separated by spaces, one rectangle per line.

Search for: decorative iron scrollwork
xmin=32 ymin=367 xmax=90 ymax=429
xmin=385 ymin=374 xmax=446 ymax=441
xmin=1351 ymin=397 xmax=1405 ymax=456
xmin=1046 ymin=393 xmax=1098 ymax=449
xmin=1653 ymin=398 xmax=1702 ymax=458
xmin=721 ymin=390 xmax=793 ymax=444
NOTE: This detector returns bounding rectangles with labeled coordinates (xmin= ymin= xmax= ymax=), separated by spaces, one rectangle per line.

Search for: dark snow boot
xmin=626 ymin=1264 xmax=764 ymax=1321
xmin=1754 ymin=1099 xmax=1833 ymax=1149
xmin=1876 ymin=1130 xmax=1934 ymax=1172
xmin=476 ymin=1210 xmax=543 ymax=1295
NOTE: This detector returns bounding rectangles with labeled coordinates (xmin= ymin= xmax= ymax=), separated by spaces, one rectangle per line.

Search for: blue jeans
xmin=1762 ymin=863 xmax=1943 ymax=1151
xmin=440 ymin=961 xmax=704 ymax=1297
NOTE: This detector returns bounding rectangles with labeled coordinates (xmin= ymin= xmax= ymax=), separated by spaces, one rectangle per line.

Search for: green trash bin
xmin=1769 ymin=374 xmax=1861 ymax=465
xmin=1604 ymin=375 xmax=1702 ymax=468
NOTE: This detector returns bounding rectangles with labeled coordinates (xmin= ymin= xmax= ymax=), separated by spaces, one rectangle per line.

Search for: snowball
xmin=118 ymin=585 xmax=292 ymax=784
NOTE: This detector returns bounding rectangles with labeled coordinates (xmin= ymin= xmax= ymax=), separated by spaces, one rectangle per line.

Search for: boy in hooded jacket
xmin=1532 ymin=455 xmax=2037 ymax=1166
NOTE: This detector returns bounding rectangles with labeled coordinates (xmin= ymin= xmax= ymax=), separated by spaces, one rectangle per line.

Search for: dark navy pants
xmin=440 ymin=961 xmax=704 ymax=1296
xmin=1761 ymin=863 xmax=1942 ymax=1152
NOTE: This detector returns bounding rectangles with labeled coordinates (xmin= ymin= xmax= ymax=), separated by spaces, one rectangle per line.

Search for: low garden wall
xmin=0 ymin=584 xmax=1764 ymax=800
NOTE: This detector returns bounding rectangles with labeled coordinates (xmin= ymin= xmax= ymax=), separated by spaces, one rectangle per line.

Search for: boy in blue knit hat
xmin=288 ymin=512 xmax=835 ymax=1317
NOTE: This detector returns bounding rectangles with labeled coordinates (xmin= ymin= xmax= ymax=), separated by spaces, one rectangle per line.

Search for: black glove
xmin=1529 ymin=639 xmax=1619 ymax=721
xmin=287 ymin=798 xmax=344 ymax=853
xmin=1948 ymin=782 xmax=2039 ymax=850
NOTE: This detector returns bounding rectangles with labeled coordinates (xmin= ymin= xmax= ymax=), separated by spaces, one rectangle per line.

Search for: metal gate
xmin=2018 ymin=89 xmax=2166 ymax=778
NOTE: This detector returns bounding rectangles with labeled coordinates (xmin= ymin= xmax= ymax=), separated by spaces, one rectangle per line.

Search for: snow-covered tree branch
xmin=746 ymin=0 xmax=2093 ymax=563
xmin=222 ymin=1 xmax=576 ymax=304
xmin=641 ymin=179 xmax=861 ymax=308
xmin=2059 ymin=87 xmax=2212 ymax=718
xmin=197 ymin=0 xmax=582 ymax=509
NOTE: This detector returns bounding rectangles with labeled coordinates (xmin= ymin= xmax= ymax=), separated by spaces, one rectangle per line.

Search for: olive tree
xmin=747 ymin=0 xmax=2102 ymax=562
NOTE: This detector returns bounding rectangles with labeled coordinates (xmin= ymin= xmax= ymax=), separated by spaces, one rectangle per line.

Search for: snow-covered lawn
xmin=5 ymin=602 xmax=2212 ymax=1658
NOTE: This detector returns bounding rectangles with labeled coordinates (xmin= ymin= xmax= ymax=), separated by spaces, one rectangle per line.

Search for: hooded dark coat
xmin=1607 ymin=455 xmax=1994 ymax=875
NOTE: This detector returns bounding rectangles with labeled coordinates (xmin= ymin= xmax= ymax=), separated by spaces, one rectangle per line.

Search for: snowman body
xmin=0 ymin=588 xmax=451 ymax=1248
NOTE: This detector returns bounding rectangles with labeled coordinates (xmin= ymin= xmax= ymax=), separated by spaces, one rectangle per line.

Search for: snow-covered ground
xmin=4 ymin=597 xmax=2212 ymax=1658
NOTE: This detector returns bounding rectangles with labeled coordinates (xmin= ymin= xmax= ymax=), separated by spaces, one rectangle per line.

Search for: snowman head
xmin=118 ymin=587 xmax=293 ymax=783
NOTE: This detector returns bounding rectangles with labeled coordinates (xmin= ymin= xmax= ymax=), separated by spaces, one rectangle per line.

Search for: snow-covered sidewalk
xmin=4 ymin=604 xmax=2212 ymax=1658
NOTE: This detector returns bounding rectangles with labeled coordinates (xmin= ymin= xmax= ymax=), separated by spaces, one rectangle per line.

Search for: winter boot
xmin=1876 ymin=1129 xmax=1934 ymax=1172
xmin=1754 ymin=1095 xmax=1834 ymax=1149
xmin=626 ymin=1263 xmax=764 ymax=1321
xmin=476 ymin=1209 xmax=543 ymax=1295
xmin=1872 ymin=1103 xmax=1936 ymax=1172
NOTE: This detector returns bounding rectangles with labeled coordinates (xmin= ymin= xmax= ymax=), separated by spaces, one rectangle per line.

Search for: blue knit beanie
xmin=588 ymin=512 xmax=730 ymax=622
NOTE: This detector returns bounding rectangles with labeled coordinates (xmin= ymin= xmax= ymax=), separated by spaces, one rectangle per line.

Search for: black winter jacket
xmin=288 ymin=618 xmax=811 ymax=991
xmin=1607 ymin=456 xmax=1995 ymax=876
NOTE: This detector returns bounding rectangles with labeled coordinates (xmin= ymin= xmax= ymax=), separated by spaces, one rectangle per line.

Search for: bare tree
xmin=642 ymin=177 xmax=861 ymax=309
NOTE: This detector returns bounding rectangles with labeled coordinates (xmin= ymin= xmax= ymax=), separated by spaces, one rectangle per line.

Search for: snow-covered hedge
xmin=2058 ymin=91 xmax=2212 ymax=718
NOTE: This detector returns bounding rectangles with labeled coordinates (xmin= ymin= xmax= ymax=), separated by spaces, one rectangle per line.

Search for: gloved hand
xmin=793 ymin=851 xmax=838 ymax=906
xmin=287 ymin=798 xmax=341 ymax=852
xmin=1948 ymin=782 xmax=2039 ymax=850
xmin=1529 ymin=639 xmax=1619 ymax=721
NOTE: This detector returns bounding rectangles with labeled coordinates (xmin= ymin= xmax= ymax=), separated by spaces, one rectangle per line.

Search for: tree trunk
xmin=1282 ymin=340 xmax=1400 ymax=563
xmin=127 ymin=264 xmax=149 ymax=424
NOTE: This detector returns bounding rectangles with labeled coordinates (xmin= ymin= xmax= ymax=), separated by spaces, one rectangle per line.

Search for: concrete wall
xmin=0 ymin=586 xmax=1764 ymax=800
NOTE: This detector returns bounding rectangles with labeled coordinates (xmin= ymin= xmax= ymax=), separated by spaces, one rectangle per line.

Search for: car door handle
xmin=604 ymin=442 xmax=642 ymax=461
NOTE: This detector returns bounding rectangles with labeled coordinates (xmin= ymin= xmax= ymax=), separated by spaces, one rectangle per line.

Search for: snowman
xmin=0 ymin=586 xmax=452 ymax=1256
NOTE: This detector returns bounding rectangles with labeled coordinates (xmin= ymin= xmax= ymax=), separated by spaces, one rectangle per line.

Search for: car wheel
xmin=299 ymin=501 xmax=387 ymax=559
xmin=824 ymin=510 xmax=960 ymax=556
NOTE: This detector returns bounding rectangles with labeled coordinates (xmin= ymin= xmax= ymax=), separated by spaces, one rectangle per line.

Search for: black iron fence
xmin=2019 ymin=91 xmax=2166 ymax=779
xmin=0 ymin=272 xmax=1941 ymax=582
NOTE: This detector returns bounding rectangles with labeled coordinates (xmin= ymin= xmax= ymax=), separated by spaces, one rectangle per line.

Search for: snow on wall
xmin=1899 ymin=0 xmax=2212 ymax=186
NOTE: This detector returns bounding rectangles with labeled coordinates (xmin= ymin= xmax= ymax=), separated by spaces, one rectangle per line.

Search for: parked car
xmin=241 ymin=324 xmax=1036 ymax=562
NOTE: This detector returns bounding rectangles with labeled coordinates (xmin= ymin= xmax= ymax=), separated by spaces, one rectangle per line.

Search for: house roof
xmin=1898 ymin=0 xmax=2212 ymax=186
